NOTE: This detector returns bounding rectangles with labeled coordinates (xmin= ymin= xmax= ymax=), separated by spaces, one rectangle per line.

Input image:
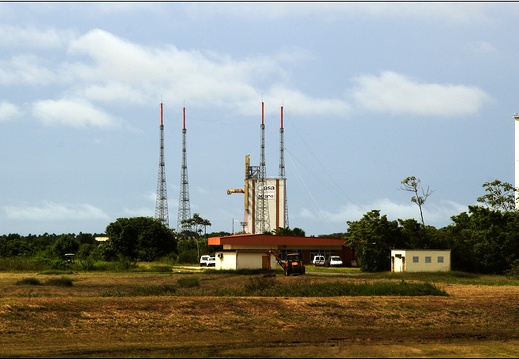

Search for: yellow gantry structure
xmin=227 ymin=155 xmax=250 ymax=210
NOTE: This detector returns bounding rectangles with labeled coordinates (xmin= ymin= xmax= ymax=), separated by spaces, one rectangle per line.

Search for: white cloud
xmin=122 ymin=207 xmax=154 ymax=217
xmin=0 ymin=25 xmax=73 ymax=49
xmin=351 ymin=71 xmax=491 ymax=117
xmin=3 ymin=201 xmax=109 ymax=221
xmin=0 ymin=101 xmax=21 ymax=122
xmin=0 ymin=27 xmax=491 ymax=125
xmin=294 ymin=198 xmax=467 ymax=229
xmin=63 ymin=29 xmax=347 ymax=117
xmin=0 ymin=54 xmax=56 ymax=85
xmin=80 ymin=82 xmax=147 ymax=105
xmin=32 ymin=98 xmax=119 ymax=128
xmin=466 ymin=40 xmax=499 ymax=56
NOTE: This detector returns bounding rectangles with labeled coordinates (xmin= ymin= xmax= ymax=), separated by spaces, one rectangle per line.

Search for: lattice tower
xmin=177 ymin=107 xmax=192 ymax=231
xmin=279 ymin=106 xmax=289 ymax=228
xmin=256 ymin=102 xmax=271 ymax=233
xmin=155 ymin=103 xmax=169 ymax=227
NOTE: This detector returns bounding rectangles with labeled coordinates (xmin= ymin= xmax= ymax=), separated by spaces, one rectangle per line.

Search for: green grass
xmin=101 ymin=284 xmax=177 ymax=297
xmin=177 ymin=276 xmax=200 ymax=288
xmin=98 ymin=276 xmax=447 ymax=297
xmin=240 ymin=277 xmax=447 ymax=297
xmin=39 ymin=270 xmax=74 ymax=275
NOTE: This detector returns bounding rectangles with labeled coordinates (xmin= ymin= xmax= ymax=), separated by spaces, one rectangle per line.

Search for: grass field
xmin=0 ymin=265 xmax=518 ymax=358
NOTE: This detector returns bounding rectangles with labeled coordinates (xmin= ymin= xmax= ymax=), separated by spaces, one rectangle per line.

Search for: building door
xmin=262 ymin=255 xmax=269 ymax=270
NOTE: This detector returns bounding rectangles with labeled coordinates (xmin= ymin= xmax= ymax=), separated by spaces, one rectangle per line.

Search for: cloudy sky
xmin=1 ymin=2 xmax=518 ymax=236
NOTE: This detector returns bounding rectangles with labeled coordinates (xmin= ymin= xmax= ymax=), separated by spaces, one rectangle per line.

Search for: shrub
xmin=78 ymin=258 xmax=95 ymax=271
xmin=16 ymin=277 xmax=42 ymax=286
xmin=44 ymin=276 xmax=74 ymax=287
xmin=0 ymin=257 xmax=49 ymax=272
xmin=505 ymin=259 xmax=519 ymax=279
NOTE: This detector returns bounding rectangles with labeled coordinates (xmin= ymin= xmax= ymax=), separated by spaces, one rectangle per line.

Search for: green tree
xmin=51 ymin=234 xmax=79 ymax=258
xmin=446 ymin=206 xmax=519 ymax=274
xmin=347 ymin=210 xmax=403 ymax=272
xmin=476 ymin=179 xmax=518 ymax=212
xmin=105 ymin=217 xmax=176 ymax=262
xmin=273 ymin=227 xmax=306 ymax=237
xmin=180 ymin=213 xmax=212 ymax=262
xmin=398 ymin=219 xmax=445 ymax=249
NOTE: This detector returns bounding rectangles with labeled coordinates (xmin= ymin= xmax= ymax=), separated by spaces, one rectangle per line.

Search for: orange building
xmin=208 ymin=234 xmax=355 ymax=270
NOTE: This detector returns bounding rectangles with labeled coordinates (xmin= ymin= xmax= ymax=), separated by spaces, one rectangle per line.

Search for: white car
xmin=200 ymin=255 xmax=210 ymax=267
xmin=329 ymin=256 xmax=343 ymax=267
xmin=313 ymin=255 xmax=326 ymax=266
xmin=207 ymin=257 xmax=216 ymax=267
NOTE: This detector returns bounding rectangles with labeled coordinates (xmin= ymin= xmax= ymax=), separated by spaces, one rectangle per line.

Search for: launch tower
xmin=228 ymin=102 xmax=287 ymax=234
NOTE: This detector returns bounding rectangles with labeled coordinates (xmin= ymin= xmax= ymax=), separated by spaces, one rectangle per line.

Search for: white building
xmin=244 ymin=176 xmax=286 ymax=234
xmin=391 ymin=249 xmax=451 ymax=272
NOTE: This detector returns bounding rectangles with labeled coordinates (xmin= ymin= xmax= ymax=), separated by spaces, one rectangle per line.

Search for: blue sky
xmin=1 ymin=2 xmax=518 ymax=236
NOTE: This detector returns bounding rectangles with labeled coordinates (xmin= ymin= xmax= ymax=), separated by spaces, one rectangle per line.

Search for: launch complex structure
xmin=155 ymin=101 xmax=288 ymax=234
xmin=227 ymin=102 xmax=289 ymax=234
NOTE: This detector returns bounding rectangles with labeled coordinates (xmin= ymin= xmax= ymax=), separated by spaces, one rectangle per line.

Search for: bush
xmin=44 ymin=276 xmax=74 ymax=287
xmin=78 ymin=258 xmax=95 ymax=271
xmin=0 ymin=257 xmax=46 ymax=272
xmin=505 ymin=259 xmax=519 ymax=279
xmin=16 ymin=277 xmax=42 ymax=286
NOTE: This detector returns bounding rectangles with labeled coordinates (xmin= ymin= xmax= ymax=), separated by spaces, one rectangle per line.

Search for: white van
xmin=313 ymin=255 xmax=326 ymax=266
xmin=200 ymin=255 xmax=210 ymax=267
xmin=329 ymin=256 xmax=343 ymax=267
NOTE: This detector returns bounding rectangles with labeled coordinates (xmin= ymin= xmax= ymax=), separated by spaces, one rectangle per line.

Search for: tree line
xmin=1 ymin=179 xmax=518 ymax=275
xmin=347 ymin=178 xmax=519 ymax=274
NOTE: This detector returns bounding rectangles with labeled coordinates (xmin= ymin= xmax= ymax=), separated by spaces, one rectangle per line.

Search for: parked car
xmin=329 ymin=255 xmax=343 ymax=267
xmin=313 ymin=254 xmax=326 ymax=267
xmin=200 ymin=255 xmax=210 ymax=267
xmin=207 ymin=256 xmax=216 ymax=267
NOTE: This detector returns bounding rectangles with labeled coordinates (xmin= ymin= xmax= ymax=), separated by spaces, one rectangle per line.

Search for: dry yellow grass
xmin=0 ymin=271 xmax=518 ymax=358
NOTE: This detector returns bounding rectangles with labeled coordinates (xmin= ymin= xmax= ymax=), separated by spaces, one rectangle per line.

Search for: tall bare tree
xmin=400 ymin=176 xmax=434 ymax=230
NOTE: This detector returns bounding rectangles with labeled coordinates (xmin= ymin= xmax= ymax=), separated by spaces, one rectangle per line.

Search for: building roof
xmin=208 ymin=233 xmax=345 ymax=247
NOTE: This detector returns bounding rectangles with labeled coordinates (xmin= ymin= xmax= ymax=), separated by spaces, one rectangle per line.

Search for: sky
xmin=1 ymin=2 xmax=518 ymax=236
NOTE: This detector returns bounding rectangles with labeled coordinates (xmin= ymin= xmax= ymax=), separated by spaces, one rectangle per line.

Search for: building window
xmin=425 ymin=256 xmax=431 ymax=263
xmin=413 ymin=256 xmax=419 ymax=263
xmin=438 ymin=256 xmax=444 ymax=263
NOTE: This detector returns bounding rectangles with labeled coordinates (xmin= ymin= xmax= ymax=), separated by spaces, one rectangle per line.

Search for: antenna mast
xmin=177 ymin=107 xmax=192 ymax=231
xmin=155 ymin=102 xmax=169 ymax=227
xmin=256 ymin=101 xmax=270 ymax=233
xmin=279 ymin=105 xmax=289 ymax=228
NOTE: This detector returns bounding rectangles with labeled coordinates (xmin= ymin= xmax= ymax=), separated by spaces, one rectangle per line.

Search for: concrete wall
xmin=391 ymin=250 xmax=451 ymax=272
xmin=215 ymin=251 xmax=277 ymax=270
